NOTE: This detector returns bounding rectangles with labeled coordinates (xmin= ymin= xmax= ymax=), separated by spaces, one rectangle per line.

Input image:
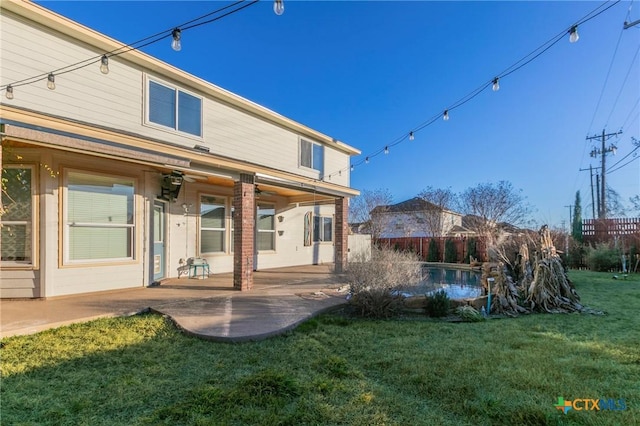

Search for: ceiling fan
xmin=255 ymin=185 xmax=277 ymax=197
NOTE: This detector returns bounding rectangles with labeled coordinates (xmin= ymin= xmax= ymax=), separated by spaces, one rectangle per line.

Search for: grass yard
xmin=1 ymin=270 xmax=639 ymax=425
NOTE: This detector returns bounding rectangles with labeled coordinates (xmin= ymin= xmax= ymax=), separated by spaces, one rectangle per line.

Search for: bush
xmin=345 ymin=248 xmax=422 ymax=318
xmin=425 ymin=290 xmax=450 ymax=317
xmin=465 ymin=237 xmax=477 ymax=263
xmin=585 ymin=243 xmax=620 ymax=272
xmin=456 ymin=305 xmax=485 ymax=322
xmin=427 ymin=239 xmax=440 ymax=262
xmin=444 ymin=239 xmax=457 ymax=263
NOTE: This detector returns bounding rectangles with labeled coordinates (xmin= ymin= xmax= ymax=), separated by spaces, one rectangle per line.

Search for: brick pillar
xmin=233 ymin=174 xmax=255 ymax=291
xmin=334 ymin=197 xmax=349 ymax=273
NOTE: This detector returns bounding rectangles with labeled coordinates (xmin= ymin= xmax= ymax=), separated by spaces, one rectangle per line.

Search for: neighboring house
xmin=0 ymin=1 xmax=360 ymax=298
xmin=371 ymin=197 xmax=469 ymax=238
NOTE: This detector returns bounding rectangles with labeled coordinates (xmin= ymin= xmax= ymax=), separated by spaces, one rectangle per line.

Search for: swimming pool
xmin=407 ymin=267 xmax=483 ymax=299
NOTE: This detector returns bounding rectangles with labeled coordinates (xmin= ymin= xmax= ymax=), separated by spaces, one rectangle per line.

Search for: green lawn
xmin=1 ymin=270 xmax=639 ymax=425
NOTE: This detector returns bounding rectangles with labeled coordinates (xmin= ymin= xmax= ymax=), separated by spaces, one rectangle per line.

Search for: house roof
xmin=371 ymin=197 xmax=462 ymax=216
xmin=2 ymin=0 xmax=360 ymax=157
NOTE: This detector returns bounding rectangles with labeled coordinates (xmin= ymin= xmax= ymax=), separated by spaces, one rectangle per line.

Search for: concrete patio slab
xmin=0 ymin=264 xmax=349 ymax=341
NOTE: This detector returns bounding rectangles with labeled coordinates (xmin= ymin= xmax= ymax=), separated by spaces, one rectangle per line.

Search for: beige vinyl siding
xmin=2 ymin=11 xmax=354 ymax=183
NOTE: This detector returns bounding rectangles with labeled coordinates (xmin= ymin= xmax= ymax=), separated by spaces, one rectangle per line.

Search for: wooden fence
xmin=375 ymin=237 xmax=487 ymax=263
xmin=583 ymin=218 xmax=640 ymax=244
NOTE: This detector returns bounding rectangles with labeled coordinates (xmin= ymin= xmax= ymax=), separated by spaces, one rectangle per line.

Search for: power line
xmin=604 ymin=42 xmax=640 ymax=127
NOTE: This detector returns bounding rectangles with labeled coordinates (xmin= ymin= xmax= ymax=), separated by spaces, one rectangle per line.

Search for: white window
xmin=313 ymin=215 xmax=333 ymax=242
xmin=200 ymin=195 xmax=226 ymax=253
xmin=1 ymin=165 xmax=35 ymax=266
xmin=147 ymin=78 xmax=202 ymax=137
xmin=65 ymin=170 xmax=135 ymax=262
xmin=257 ymin=203 xmax=275 ymax=251
xmin=300 ymin=139 xmax=324 ymax=173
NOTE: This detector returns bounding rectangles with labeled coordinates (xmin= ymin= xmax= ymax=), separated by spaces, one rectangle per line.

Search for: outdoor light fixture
xmin=5 ymin=85 xmax=14 ymax=100
xmin=100 ymin=55 xmax=109 ymax=74
xmin=409 ymin=131 xmax=415 ymax=141
xmin=273 ymin=0 xmax=284 ymax=15
xmin=569 ymin=25 xmax=579 ymax=43
xmin=384 ymin=146 xmax=389 ymax=155
xmin=492 ymin=77 xmax=500 ymax=92
xmin=160 ymin=171 xmax=184 ymax=201
xmin=47 ymin=73 xmax=56 ymax=90
xmin=443 ymin=110 xmax=449 ymax=121
xmin=171 ymin=28 xmax=182 ymax=51
xmin=277 ymin=215 xmax=284 ymax=222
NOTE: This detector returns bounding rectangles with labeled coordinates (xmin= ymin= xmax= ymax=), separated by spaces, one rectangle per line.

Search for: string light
xmin=365 ymin=157 xmax=369 ymax=164
xmin=47 ymin=73 xmax=56 ymax=90
xmin=171 ymin=28 xmax=182 ymax=51
xmin=409 ymin=131 xmax=414 ymax=141
xmin=350 ymin=165 xmax=354 ymax=172
xmin=273 ymin=0 xmax=284 ymax=16
xmin=492 ymin=77 xmax=500 ymax=92
xmin=569 ymin=25 xmax=579 ymax=43
xmin=384 ymin=146 xmax=389 ymax=154
xmin=5 ymin=85 xmax=14 ymax=99
xmin=443 ymin=110 xmax=449 ymax=121
xmin=100 ymin=55 xmax=109 ymax=74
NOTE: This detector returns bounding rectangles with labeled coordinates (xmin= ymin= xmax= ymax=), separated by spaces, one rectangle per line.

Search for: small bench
xmin=188 ymin=258 xmax=210 ymax=279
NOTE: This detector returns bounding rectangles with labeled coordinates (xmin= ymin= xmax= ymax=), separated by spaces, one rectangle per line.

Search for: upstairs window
xmin=300 ymin=139 xmax=324 ymax=173
xmin=147 ymin=79 xmax=202 ymax=137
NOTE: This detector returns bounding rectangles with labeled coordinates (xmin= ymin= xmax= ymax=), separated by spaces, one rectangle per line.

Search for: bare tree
xmin=349 ymin=188 xmax=393 ymax=240
xmin=605 ymin=186 xmax=627 ymax=217
xmin=416 ymin=186 xmax=457 ymax=237
xmin=630 ymin=195 xmax=640 ymax=216
xmin=458 ymin=181 xmax=532 ymax=241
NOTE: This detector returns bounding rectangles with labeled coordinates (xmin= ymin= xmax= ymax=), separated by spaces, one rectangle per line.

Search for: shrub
xmin=345 ymin=248 xmax=422 ymax=318
xmin=444 ymin=239 xmax=457 ymax=263
xmin=425 ymin=290 xmax=450 ymax=317
xmin=427 ymin=239 xmax=440 ymax=262
xmin=585 ymin=243 xmax=620 ymax=272
xmin=465 ymin=237 xmax=477 ymax=263
xmin=456 ymin=305 xmax=485 ymax=322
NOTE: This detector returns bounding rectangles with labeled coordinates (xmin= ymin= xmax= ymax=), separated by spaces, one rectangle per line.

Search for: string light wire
xmin=0 ymin=0 xmax=258 ymax=91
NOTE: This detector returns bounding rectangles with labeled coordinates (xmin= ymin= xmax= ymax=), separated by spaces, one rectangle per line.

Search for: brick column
xmin=233 ymin=174 xmax=255 ymax=291
xmin=334 ymin=197 xmax=349 ymax=273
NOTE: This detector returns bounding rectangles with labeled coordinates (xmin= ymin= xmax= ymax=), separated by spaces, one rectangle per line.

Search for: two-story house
xmin=371 ymin=197 xmax=468 ymax=238
xmin=0 ymin=1 xmax=360 ymax=298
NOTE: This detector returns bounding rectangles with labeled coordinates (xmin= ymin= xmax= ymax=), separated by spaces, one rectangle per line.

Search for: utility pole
xmin=586 ymin=129 xmax=621 ymax=219
xmin=579 ymin=165 xmax=596 ymax=219
xmin=564 ymin=205 xmax=573 ymax=230
xmin=595 ymin=173 xmax=601 ymax=218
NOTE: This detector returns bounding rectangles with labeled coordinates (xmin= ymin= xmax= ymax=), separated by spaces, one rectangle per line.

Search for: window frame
xmin=256 ymin=202 xmax=276 ymax=252
xmin=1 ymin=164 xmax=37 ymax=268
xmin=299 ymin=139 xmax=324 ymax=174
xmin=62 ymin=169 xmax=137 ymax=265
xmin=199 ymin=194 xmax=228 ymax=255
xmin=144 ymin=75 xmax=203 ymax=138
xmin=313 ymin=214 xmax=334 ymax=243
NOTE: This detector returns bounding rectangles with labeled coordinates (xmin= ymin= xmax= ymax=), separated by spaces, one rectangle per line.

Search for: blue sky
xmin=36 ymin=1 xmax=639 ymax=227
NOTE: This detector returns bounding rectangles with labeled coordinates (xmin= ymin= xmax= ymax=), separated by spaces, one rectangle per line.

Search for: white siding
xmin=1 ymin=11 xmax=352 ymax=186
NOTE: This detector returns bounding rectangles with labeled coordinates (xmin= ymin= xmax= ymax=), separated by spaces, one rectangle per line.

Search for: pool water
xmin=407 ymin=267 xmax=483 ymax=299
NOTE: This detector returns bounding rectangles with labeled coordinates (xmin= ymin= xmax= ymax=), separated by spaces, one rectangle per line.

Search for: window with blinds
xmin=147 ymin=78 xmax=202 ymax=137
xmin=200 ymin=195 xmax=226 ymax=253
xmin=65 ymin=170 xmax=135 ymax=262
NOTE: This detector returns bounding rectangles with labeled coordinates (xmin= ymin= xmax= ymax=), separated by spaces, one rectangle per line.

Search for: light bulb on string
xmin=409 ymin=131 xmax=414 ymax=141
xmin=5 ymin=85 xmax=14 ymax=100
xmin=384 ymin=146 xmax=389 ymax=155
xmin=365 ymin=157 xmax=369 ymax=164
xmin=47 ymin=73 xmax=56 ymax=90
xmin=569 ymin=25 xmax=579 ymax=43
xmin=492 ymin=78 xmax=500 ymax=92
xmin=171 ymin=28 xmax=182 ymax=51
xmin=100 ymin=55 xmax=109 ymax=74
xmin=350 ymin=165 xmax=354 ymax=172
xmin=443 ymin=110 xmax=449 ymax=121
xmin=273 ymin=0 xmax=284 ymax=16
